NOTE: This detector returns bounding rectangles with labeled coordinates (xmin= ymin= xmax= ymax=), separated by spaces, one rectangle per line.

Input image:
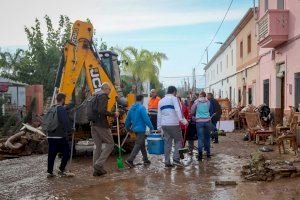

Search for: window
xmin=265 ymin=0 xmax=269 ymax=11
xmin=263 ymin=79 xmax=270 ymax=106
xmin=229 ymin=86 xmax=232 ymax=102
xmin=226 ymin=54 xmax=229 ymax=68
xmin=233 ymin=88 xmax=236 ymax=105
xmin=207 ymin=73 xmax=209 ymax=83
xmin=231 ymin=49 xmax=233 ymax=66
xmin=247 ymin=34 xmax=251 ymax=53
xmin=295 ymin=73 xmax=300 ymax=108
xmin=248 ymin=88 xmax=253 ymax=104
xmin=277 ymin=0 xmax=284 ymax=9
xmin=240 ymin=41 xmax=243 ymax=58
xmin=238 ymin=89 xmax=242 ymax=104
xmin=220 ymin=61 xmax=222 ymax=72
xmin=219 ymin=89 xmax=221 ymax=98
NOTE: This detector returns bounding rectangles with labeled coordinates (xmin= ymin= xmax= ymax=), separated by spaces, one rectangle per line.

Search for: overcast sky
xmin=0 ymin=0 xmax=254 ymax=87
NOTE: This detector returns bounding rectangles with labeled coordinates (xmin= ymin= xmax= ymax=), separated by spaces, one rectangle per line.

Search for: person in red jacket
xmin=178 ymin=97 xmax=189 ymax=140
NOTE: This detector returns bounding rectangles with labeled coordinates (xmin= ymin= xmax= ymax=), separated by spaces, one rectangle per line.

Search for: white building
xmin=205 ymin=36 xmax=237 ymax=106
xmin=0 ymin=77 xmax=27 ymax=115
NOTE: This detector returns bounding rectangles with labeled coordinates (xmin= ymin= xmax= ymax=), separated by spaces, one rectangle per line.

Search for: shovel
xmin=116 ymin=103 xmax=124 ymax=169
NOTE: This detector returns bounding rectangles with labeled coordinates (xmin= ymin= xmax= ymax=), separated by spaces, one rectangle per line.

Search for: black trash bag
xmin=243 ymin=134 xmax=249 ymax=141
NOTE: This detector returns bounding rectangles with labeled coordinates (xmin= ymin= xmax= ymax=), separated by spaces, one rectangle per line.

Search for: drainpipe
xmin=285 ymin=53 xmax=288 ymax=112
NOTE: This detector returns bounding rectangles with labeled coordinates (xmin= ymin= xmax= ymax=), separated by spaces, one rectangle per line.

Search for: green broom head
xmin=117 ymin=148 xmax=124 ymax=169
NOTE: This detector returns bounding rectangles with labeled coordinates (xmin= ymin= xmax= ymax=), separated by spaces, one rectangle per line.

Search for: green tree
xmin=116 ymin=46 xmax=167 ymax=94
xmin=0 ymin=15 xmax=72 ymax=98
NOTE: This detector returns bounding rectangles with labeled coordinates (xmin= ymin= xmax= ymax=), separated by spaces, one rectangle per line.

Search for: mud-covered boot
xmin=93 ymin=166 xmax=107 ymax=176
xmin=197 ymin=152 xmax=203 ymax=162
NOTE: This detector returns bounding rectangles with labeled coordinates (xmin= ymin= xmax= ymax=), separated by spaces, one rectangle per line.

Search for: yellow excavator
xmin=51 ymin=20 xmax=135 ymax=150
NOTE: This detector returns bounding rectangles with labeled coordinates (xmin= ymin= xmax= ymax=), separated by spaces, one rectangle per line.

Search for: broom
xmin=116 ymin=102 xmax=124 ymax=169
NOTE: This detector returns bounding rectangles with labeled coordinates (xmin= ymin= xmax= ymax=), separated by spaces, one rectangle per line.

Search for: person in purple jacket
xmin=191 ymin=91 xmax=213 ymax=161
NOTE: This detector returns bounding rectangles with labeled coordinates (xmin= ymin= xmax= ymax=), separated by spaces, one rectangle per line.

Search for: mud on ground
xmin=1 ymin=132 xmax=300 ymax=200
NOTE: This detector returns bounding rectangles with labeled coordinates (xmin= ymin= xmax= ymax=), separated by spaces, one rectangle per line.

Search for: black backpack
xmin=87 ymin=94 xmax=100 ymax=122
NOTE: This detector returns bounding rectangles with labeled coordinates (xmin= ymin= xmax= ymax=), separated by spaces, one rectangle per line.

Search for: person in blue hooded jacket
xmin=125 ymin=95 xmax=154 ymax=168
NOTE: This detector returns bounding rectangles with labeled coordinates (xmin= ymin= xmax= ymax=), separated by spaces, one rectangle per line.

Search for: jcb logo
xmin=89 ymin=68 xmax=101 ymax=93
xmin=71 ymin=28 xmax=78 ymax=45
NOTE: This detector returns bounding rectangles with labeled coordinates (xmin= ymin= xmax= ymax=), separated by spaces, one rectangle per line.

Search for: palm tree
xmin=116 ymin=46 xmax=167 ymax=94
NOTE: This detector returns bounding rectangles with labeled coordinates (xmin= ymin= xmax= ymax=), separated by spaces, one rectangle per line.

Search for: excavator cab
xmin=99 ymin=50 xmax=128 ymax=107
xmin=99 ymin=51 xmax=121 ymax=89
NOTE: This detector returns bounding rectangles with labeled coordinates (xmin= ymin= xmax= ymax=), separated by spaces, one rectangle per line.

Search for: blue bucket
xmin=147 ymin=133 xmax=164 ymax=155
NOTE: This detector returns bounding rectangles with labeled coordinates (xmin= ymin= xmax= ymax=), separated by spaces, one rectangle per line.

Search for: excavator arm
xmin=54 ymin=20 xmax=118 ymax=111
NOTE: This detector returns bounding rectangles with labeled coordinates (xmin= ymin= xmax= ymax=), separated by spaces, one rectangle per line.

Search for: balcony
xmin=258 ymin=9 xmax=289 ymax=48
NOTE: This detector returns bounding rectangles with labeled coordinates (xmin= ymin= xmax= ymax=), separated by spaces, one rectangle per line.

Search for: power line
xmin=160 ymin=74 xmax=205 ymax=79
xmin=196 ymin=0 xmax=234 ymax=68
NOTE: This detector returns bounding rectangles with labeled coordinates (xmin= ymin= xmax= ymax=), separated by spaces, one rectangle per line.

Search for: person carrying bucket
xmin=157 ymin=86 xmax=188 ymax=168
xmin=125 ymin=95 xmax=154 ymax=168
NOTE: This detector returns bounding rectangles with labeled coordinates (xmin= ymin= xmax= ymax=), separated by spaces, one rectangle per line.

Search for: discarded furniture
xmin=217 ymin=98 xmax=231 ymax=120
xmin=245 ymin=112 xmax=274 ymax=144
xmin=229 ymin=108 xmax=241 ymax=129
xmin=217 ymin=120 xmax=235 ymax=132
xmin=277 ymin=116 xmax=298 ymax=155
xmin=276 ymin=107 xmax=297 ymax=137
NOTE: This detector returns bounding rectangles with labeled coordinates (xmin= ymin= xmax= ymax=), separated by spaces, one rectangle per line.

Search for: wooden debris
xmin=0 ymin=124 xmax=47 ymax=157
xmin=241 ymin=151 xmax=300 ymax=181
xmin=215 ymin=180 xmax=237 ymax=186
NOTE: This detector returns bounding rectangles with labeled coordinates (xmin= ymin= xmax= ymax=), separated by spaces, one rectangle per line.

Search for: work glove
xmin=157 ymin=126 xmax=162 ymax=133
xmin=181 ymin=118 xmax=189 ymax=126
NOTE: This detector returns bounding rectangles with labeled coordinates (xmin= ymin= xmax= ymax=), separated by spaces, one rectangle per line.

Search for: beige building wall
xmin=235 ymin=10 xmax=259 ymax=107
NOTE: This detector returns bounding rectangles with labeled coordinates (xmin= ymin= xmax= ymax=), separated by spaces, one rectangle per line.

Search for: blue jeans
xmin=196 ymin=122 xmax=212 ymax=156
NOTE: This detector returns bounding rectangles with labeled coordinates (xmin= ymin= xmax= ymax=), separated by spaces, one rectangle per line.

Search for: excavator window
xmin=99 ymin=52 xmax=114 ymax=83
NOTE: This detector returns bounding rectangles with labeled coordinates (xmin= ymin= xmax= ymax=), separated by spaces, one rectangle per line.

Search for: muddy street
xmin=1 ymin=132 xmax=300 ymax=200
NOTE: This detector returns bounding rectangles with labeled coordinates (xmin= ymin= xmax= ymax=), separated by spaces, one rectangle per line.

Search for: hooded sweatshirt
xmin=191 ymin=97 xmax=211 ymax=123
xmin=125 ymin=102 xmax=154 ymax=133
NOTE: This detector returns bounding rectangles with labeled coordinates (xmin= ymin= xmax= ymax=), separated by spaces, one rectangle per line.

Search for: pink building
xmin=257 ymin=0 xmax=300 ymax=124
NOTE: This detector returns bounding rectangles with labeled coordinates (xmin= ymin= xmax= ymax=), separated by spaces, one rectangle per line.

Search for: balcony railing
xmin=258 ymin=9 xmax=289 ymax=48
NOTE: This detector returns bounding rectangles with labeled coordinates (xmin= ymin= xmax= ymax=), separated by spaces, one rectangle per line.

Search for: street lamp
xmin=215 ymin=41 xmax=224 ymax=45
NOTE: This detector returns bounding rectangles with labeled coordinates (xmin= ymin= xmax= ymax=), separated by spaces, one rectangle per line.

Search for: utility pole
xmin=192 ymin=68 xmax=196 ymax=93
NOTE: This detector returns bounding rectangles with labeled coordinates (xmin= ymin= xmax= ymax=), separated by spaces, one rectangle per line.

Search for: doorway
xmin=242 ymin=85 xmax=246 ymax=106
xmin=280 ymin=76 xmax=285 ymax=119
xmin=296 ymin=73 xmax=300 ymax=110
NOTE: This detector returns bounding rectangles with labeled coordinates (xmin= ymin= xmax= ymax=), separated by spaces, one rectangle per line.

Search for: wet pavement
xmin=1 ymin=132 xmax=300 ymax=200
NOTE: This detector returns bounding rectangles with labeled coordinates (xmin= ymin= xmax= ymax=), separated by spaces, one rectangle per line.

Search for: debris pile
xmin=0 ymin=123 xmax=47 ymax=158
xmin=241 ymin=151 xmax=300 ymax=181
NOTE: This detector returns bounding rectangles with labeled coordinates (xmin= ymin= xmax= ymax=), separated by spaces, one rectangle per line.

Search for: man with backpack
xmin=45 ymin=93 xmax=74 ymax=178
xmin=191 ymin=91 xmax=212 ymax=161
xmin=89 ymin=82 xmax=119 ymax=177
xmin=207 ymin=93 xmax=222 ymax=143
xmin=124 ymin=95 xmax=154 ymax=168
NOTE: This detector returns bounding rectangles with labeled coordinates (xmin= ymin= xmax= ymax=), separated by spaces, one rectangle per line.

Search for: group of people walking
xmin=45 ymin=83 xmax=221 ymax=178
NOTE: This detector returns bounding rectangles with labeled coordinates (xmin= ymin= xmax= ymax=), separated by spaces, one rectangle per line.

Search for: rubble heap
xmin=0 ymin=124 xmax=47 ymax=157
xmin=241 ymin=151 xmax=300 ymax=181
